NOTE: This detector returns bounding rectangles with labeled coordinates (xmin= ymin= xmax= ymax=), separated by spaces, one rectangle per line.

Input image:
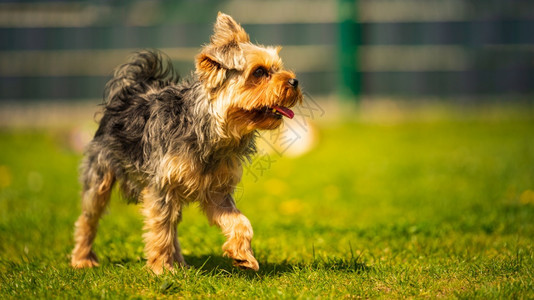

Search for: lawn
xmin=1 ymin=103 xmax=533 ymax=298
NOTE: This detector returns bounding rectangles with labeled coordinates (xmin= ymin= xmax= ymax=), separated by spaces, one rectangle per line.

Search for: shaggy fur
xmin=71 ymin=12 xmax=302 ymax=274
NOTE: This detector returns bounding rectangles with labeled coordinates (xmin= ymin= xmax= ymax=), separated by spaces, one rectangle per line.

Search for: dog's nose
xmin=288 ymin=78 xmax=298 ymax=88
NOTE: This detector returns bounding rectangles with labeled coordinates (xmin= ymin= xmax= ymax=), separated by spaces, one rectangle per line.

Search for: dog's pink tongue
xmin=273 ymin=106 xmax=294 ymax=119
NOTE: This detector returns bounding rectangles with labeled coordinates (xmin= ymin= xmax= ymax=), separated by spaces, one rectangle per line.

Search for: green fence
xmin=1 ymin=0 xmax=533 ymax=102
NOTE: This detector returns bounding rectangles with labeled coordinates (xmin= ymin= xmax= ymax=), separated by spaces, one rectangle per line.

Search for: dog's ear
xmin=195 ymin=13 xmax=249 ymax=88
xmin=210 ymin=12 xmax=250 ymax=47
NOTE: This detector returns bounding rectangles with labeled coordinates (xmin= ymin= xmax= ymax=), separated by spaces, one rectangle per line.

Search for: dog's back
xmin=83 ymin=51 xmax=180 ymax=201
xmin=97 ymin=50 xmax=180 ymax=143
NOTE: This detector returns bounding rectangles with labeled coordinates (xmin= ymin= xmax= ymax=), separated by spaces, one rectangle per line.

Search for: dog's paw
xmin=148 ymin=261 xmax=173 ymax=275
xmin=233 ymin=257 xmax=259 ymax=271
xmin=148 ymin=259 xmax=189 ymax=275
xmin=71 ymin=251 xmax=99 ymax=268
xmin=223 ymin=241 xmax=259 ymax=271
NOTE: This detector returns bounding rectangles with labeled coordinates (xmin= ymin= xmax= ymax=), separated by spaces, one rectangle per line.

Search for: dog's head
xmin=196 ymin=13 xmax=302 ymax=136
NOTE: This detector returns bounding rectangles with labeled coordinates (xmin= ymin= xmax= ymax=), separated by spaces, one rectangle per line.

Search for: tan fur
xmin=201 ymin=193 xmax=258 ymax=270
xmin=141 ymin=186 xmax=186 ymax=274
xmin=159 ymin=154 xmax=242 ymax=200
xmin=71 ymin=170 xmax=114 ymax=268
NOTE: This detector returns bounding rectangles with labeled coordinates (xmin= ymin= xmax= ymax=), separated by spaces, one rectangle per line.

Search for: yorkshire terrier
xmin=71 ymin=12 xmax=302 ymax=274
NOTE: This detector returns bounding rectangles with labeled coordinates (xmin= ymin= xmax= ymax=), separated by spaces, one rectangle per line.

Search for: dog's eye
xmin=253 ymin=67 xmax=268 ymax=78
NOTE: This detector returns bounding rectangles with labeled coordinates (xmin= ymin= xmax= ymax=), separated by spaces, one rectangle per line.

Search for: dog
xmin=71 ymin=12 xmax=302 ymax=274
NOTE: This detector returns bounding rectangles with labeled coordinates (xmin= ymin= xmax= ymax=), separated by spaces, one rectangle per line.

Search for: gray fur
xmin=82 ymin=50 xmax=256 ymax=203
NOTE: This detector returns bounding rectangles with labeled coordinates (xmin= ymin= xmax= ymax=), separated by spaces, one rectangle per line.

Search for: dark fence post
xmin=338 ymin=0 xmax=360 ymax=102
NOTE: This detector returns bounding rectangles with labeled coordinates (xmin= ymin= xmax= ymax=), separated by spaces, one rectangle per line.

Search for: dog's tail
xmin=103 ymin=50 xmax=179 ymax=107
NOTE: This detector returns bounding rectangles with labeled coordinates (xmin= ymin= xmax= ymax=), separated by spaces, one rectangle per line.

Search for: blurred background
xmin=0 ymin=0 xmax=533 ymax=110
xmin=1 ymin=3 xmax=534 ymax=296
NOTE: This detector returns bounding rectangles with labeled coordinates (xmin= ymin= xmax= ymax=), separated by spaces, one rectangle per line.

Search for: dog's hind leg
xmin=71 ymin=157 xmax=115 ymax=268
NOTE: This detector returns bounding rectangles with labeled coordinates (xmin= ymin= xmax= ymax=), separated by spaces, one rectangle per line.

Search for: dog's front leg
xmin=141 ymin=186 xmax=186 ymax=274
xmin=202 ymin=194 xmax=259 ymax=271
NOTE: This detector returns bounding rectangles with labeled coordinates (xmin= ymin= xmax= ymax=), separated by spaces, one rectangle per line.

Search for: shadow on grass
xmin=183 ymin=254 xmax=370 ymax=279
xmin=99 ymin=252 xmax=370 ymax=281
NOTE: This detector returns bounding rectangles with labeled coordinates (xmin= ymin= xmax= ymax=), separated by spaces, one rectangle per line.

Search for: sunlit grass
xmin=1 ymin=105 xmax=533 ymax=298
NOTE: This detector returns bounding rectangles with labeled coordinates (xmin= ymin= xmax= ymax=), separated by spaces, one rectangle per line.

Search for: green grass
xmin=1 ymin=105 xmax=534 ymax=298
